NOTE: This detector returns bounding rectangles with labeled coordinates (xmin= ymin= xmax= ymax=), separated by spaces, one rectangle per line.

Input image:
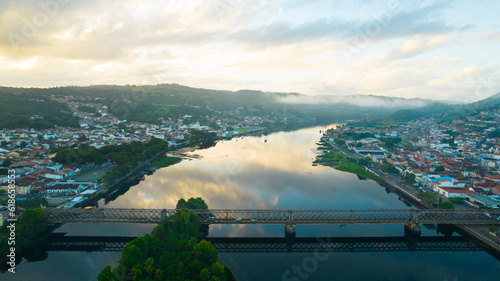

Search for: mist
xmin=275 ymin=94 xmax=443 ymax=108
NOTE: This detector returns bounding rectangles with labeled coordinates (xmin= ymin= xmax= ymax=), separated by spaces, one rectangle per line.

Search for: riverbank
xmin=0 ymin=220 xmax=63 ymax=270
xmin=315 ymin=139 xmax=381 ymax=182
xmin=76 ymin=128 xmax=269 ymax=208
xmin=316 ymin=137 xmax=500 ymax=255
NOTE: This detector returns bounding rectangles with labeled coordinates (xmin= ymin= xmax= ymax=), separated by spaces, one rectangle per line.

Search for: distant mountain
xmin=0 ymin=87 xmax=80 ymax=129
xmin=441 ymin=92 xmax=500 ymax=122
xmin=0 ymin=84 xmax=461 ymax=129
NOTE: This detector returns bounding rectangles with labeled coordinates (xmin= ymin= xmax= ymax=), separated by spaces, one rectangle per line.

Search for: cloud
xmin=276 ymin=94 xmax=433 ymax=108
xmin=228 ymin=1 xmax=462 ymax=48
xmin=0 ymin=0 xmax=497 ymax=104
xmin=389 ymin=34 xmax=453 ymax=59
xmin=427 ymin=65 xmax=481 ymax=87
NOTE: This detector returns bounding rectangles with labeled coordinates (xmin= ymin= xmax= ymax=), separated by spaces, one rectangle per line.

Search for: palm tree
xmin=154 ymin=268 xmax=165 ymax=281
xmin=129 ymin=267 xmax=143 ymax=281
xmin=144 ymin=258 xmax=155 ymax=278
xmin=199 ymin=268 xmax=211 ymax=281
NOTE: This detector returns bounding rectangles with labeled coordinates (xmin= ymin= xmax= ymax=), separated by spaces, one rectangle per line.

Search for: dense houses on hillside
xmin=0 ymin=96 xmax=271 ymax=202
xmin=326 ymin=109 xmax=500 ymax=208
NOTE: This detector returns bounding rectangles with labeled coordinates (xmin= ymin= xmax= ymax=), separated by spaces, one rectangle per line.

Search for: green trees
xmin=381 ymin=137 xmax=401 ymax=149
xmin=381 ymin=163 xmax=399 ymax=174
xmin=0 ymin=208 xmax=48 ymax=256
xmin=177 ymin=197 xmax=209 ymax=210
xmin=53 ymin=138 xmax=168 ymax=167
xmin=98 ymin=198 xmax=235 ymax=281
xmin=401 ymin=172 xmax=416 ymax=185
xmin=489 ymin=129 xmax=500 ymax=138
xmin=439 ymin=201 xmax=455 ymax=209
xmin=334 ymin=138 xmax=345 ymax=146
xmin=52 ymin=137 xmax=170 ymax=187
xmin=357 ymin=157 xmax=372 ymax=166
xmin=2 ymin=158 xmax=12 ymax=167
xmin=176 ymin=197 xmax=210 ymax=237
xmin=78 ymin=105 xmax=97 ymax=114
xmin=53 ymin=144 xmax=106 ymax=166
xmin=0 ymin=92 xmax=79 ymax=129
xmin=417 ymin=192 xmax=439 ymax=207
xmin=189 ymin=130 xmax=217 ymax=142
xmin=151 ymin=157 xmax=182 ymax=168
xmin=97 ymin=265 xmax=114 ymax=281
xmin=102 ymin=165 xmax=130 ymax=185
xmin=16 ymin=197 xmax=48 ymax=209
xmin=435 ymin=166 xmax=445 ymax=172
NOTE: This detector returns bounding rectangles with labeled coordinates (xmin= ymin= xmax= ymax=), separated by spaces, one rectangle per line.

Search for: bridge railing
xmin=44 ymin=208 xmax=500 ymax=225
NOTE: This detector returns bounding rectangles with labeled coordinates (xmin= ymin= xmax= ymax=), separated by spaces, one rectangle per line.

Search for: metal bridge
xmin=45 ymin=208 xmax=500 ymax=225
xmin=39 ymin=233 xmax=481 ymax=253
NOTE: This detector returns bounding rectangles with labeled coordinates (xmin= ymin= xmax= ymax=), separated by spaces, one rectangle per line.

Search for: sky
xmin=0 ymin=0 xmax=499 ymax=102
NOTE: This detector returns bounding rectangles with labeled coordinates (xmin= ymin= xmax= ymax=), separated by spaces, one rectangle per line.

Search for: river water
xmin=2 ymin=125 xmax=499 ymax=280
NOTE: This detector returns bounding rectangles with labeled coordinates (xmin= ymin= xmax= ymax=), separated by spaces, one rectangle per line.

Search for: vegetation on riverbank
xmin=0 ymin=208 xmax=48 ymax=257
xmin=97 ymin=197 xmax=235 ymax=281
xmin=151 ymin=156 xmax=182 ymax=168
xmin=315 ymin=141 xmax=381 ymax=182
xmin=53 ymin=137 xmax=171 ymax=187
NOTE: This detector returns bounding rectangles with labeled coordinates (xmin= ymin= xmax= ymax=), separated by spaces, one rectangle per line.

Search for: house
xmin=486 ymin=175 xmax=500 ymax=183
xmin=41 ymin=184 xmax=86 ymax=194
xmin=0 ymin=181 xmax=31 ymax=195
xmin=42 ymin=173 xmax=64 ymax=180
xmin=464 ymin=193 xmax=500 ymax=209
xmin=7 ymin=151 xmax=19 ymax=158
xmin=48 ymin=164 xmax=63 ymax=171
xmin=436 ymin=186 xmax=475 ymax=198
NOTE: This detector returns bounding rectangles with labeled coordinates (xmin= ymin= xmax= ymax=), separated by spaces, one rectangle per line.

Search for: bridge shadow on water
xmin=36 ymin=231 xmax=482 ymax=253
xmin=0 ymin=229 xmax=492 ymax=273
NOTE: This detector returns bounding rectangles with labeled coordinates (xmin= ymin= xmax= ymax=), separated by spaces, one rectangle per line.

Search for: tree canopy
xmin=98 ymin=198 xmax=235 ymax=281
xmin=0 ymin=208 xmax=48 ymax=257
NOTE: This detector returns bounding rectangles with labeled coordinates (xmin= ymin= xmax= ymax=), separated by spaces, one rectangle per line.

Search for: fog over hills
xmin=275 ymin=94 xmax=450 ymax=108
xmin=0 ymin=84 xmax=497 ymax=129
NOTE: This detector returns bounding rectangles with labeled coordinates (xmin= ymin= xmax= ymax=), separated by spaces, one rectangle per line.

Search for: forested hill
xmin=0 ymin=88 xmax=79 ymax=129
xmin=0 ymin=84 xmax=465 ymax=129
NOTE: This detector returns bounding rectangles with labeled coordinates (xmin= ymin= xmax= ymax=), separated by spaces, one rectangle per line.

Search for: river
xmin=2 ymin=125 xmax=499 ymax=280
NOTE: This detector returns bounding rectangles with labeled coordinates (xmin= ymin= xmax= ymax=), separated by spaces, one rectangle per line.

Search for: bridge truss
xmin=45 ymin=208 xmax=500 ymax=225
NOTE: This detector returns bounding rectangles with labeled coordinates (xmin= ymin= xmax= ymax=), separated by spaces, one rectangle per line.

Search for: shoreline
xmin=76 ymin=128 xmax=270 ymax=207
xmin=319 ymin=137 xmax=500 ymax=257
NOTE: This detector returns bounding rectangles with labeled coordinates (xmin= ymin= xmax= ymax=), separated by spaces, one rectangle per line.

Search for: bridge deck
xmin=45 ymin=208 xmax=500 ymax=225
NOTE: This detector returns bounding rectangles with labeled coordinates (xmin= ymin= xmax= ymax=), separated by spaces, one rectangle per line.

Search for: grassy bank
xmin=151 ymin=156 xmax=182 ymax=167
xmin=315 ymin=142 xmax=381 ymax=182
xmin=336 ymin=162 xmax=381 ymax=181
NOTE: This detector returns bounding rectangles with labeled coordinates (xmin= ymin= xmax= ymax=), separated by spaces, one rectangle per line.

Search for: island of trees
xmin=97 ymin=197 xmax=235 ymax=281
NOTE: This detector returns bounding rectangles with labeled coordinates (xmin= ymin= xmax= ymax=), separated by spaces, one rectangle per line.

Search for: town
xmin=0 ymin=94 xmax=277 ymax=215
xmin=323 ymin=108 xmax=500 ymax=211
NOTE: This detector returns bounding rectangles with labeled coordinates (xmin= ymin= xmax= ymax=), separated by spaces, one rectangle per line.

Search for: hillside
xmin=0 ymin=84 xmax=456 ymax=129
xmin=441 ymin=92 xmax=500 ymax=122
xmin=0 ymin=88 xmax=80 ymax=129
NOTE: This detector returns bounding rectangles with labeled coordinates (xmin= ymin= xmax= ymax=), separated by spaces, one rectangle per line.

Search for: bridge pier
xmin=161 ymin=209 xmax=167 ymax=222
xmin=404 ymin=223 xmax=421 ymax=237
xmin=285 ymin=224 xmax=296 ymax=238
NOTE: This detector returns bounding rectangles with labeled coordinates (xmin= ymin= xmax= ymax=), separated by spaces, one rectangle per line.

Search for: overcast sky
xmin=0 ymin=0 xmax=499 ymax=102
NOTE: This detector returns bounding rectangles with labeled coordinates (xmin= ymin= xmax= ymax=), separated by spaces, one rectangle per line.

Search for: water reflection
xmin=3 ymin=125 xmax=499 ymax=281
xmin=98 ymin=126 xmax=420 ymax=238
xmin=102 ymin=126 xmax=409 ymax=214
